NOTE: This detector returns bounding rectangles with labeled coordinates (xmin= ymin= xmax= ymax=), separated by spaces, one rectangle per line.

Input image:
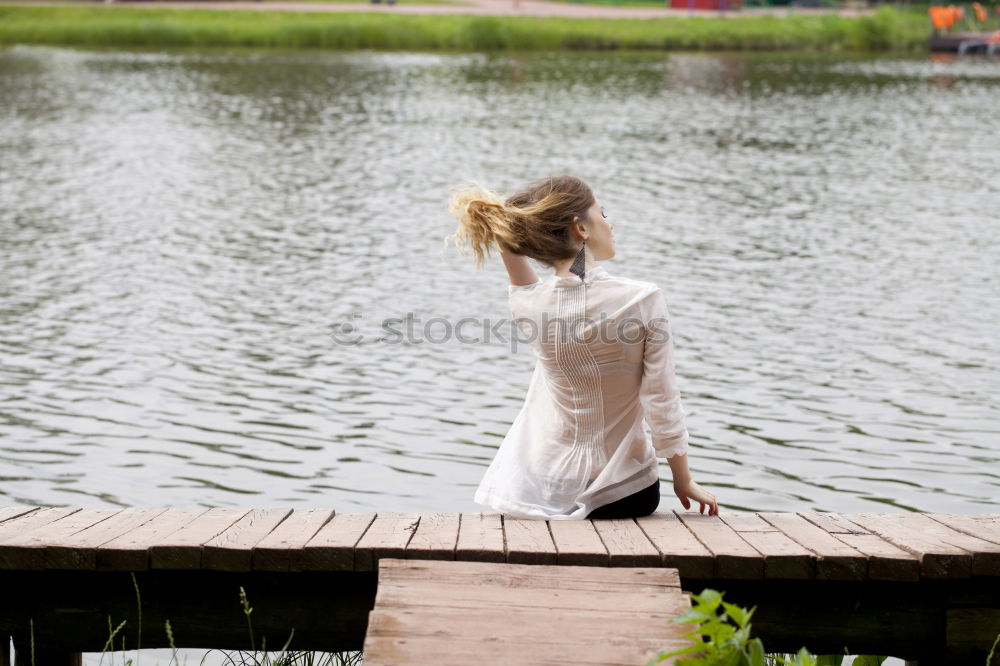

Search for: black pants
xmin=586 ymin=478 xmax=660 ymax=519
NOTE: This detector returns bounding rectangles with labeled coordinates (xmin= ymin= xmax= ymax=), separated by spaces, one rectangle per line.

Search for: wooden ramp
xmin=362 ymin=558 xmax=693 ymax=666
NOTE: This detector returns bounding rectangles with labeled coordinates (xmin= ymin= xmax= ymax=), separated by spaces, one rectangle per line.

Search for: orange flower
xmin=929 ymin=6 xmax=951 ymax=29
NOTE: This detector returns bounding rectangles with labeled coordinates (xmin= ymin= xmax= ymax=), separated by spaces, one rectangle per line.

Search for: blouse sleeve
xmin=638 ymin=287 xmax=690 ymax=460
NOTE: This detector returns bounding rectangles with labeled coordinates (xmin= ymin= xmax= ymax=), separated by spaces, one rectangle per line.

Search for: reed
xmin=0 ymin=5 xmax=929 ymax=52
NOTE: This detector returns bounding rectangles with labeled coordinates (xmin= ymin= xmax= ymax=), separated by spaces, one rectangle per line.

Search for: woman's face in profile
xmin=586 ymin=199 xmax=615 ymax=261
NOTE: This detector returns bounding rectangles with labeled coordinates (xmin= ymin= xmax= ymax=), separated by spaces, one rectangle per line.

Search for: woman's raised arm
xmin=500 ymin=245 xmax=540 ymax=287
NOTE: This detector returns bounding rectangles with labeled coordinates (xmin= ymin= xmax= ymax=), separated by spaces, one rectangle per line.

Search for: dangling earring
xmin=569 ymin=238 xmax=586 ymax=282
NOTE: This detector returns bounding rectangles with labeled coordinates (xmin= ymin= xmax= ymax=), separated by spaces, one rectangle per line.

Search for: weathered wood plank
xmin=801 ymin=512 xmax=869 ymax=534
xmin=718 ymin=512 xmax=815 ymax=579
xmin=843 ymin=513 xmax=987 ymax=578
xmin=404 ymin=512 xmax=458 ymax=561
xmin=363 ymin=633 xmax=684 ymax=666
xmin=374 ymin=578 xmax=683 ymax=613
xmin=798 ymin=512 xmax=920 ymax=581
xmin=503 ymin=517 xmax=558 ymax=565
xmin=252 ymin=508 xmax=334 ymax=572
xmin=25 ymin=508 xmax=168 ymax=570
xmin=548 ymin=519 xmax=609 ymax=566
xmin=97 ymin=508 xmax=209 ymax=570
xmin=635 ymin=510 xmax=714 ymax=578
xmin=589 ymin=519 xmax=661 ymax=567
xmin=0 ymin=507 xmax=38 ymax=525
xmin=148 ymin=508 xmax=249 ymax=570
xmin=366 ymin=604 xmax=683 ymax=640
xmin=298 ymin=512 xmax=376 ymax=571
xmin=925 ymin=514 xmax=1000 ymax=548
xmin=454 ymin=512 xmax=504 ymax=563
xmin=758 ymin=512 xmax=868 ymax=580
xmin=364 ymin=559 xmax=692 ymax=666
xmin=381 ymin=558 xmax=680 ymax=590
xmin=0 ymin=508 xmax=80 ymax=548
xmin=352 ymin=513 xmax=420 ymax=572
xmin=674 ymin=511 xmax=763 ymax=579
xmin=201 ymin=508 xmax=292 ymax=572
xmin=891 ymin=513 xmax=1000 ymax=576
xmin=0 ymin=509 xmax=120 ymax=570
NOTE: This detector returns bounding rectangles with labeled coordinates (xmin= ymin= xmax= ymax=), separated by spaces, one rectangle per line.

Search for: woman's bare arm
xmin=500 ymin=246 xmax=540 ymax=286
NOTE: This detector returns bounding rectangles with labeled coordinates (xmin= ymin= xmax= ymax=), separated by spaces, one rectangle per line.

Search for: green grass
xmin=0 ymin=4 xmax=930 ymax=51
xmin=6 ymin=0 xmax=468 ymax=5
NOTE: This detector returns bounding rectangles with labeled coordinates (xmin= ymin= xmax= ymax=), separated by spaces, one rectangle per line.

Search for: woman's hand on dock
xmin=673 ymin=479 xmax=719 ymax=516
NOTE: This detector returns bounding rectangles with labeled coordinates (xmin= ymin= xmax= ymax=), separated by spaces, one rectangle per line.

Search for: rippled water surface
xmin=1 ymin=46 xmax=998 ymax=514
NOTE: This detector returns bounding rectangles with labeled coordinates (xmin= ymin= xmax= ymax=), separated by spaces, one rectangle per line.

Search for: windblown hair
xmin=445 ymin=175 xmax=596 ymax=270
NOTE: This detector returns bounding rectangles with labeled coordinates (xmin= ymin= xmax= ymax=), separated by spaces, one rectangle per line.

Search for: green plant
xmin=646 ymin=588 xmax=893 ymax=666
xmin=987 ymin=629 xmax=1000 ymax=666
xmin=646 ymin=588 xmax=774 ymax=666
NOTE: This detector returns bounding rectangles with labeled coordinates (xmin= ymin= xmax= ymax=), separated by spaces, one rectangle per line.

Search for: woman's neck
xmin=553 ymin=247 xmax=597 ymax=277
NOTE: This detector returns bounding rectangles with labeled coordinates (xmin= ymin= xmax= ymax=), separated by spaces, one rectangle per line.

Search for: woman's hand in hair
xmin=673 ymin=478 xmax=719 ymax=516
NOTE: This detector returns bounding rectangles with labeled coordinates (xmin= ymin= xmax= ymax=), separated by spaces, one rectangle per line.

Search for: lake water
xmin=1 ymin=45 xmax=998 ymax=516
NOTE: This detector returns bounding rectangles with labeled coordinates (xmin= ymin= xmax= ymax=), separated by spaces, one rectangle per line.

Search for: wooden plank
xmin=379 ymin=558 xmax=681 ymax=591
xmin=503 ymin=517 xmax=557 ymax=565
xmin=548 ymin=520 xmax=609 ymax=566
xmin=801 ymin=512 xmax=869 ymax=534
xmin=590 ymin=519 xmax=661 ymax=567
xmin=674 ymin=510 xmax=763 ymax=579
xmin=201 ymin=508 xmax=292 ymax=572
xmin=252 ymin=508 xmax=334 ymax=571
xmin=366 ymin=604 xmax=684 ymax=640
xmin=298 ymin=512 xmax=376 ymax=571
xmin=717 ymin=512 xmax=815 ymax=579
xmin=635 ymin=510 xmax=714 ymax=578
xmin=841 ymin=513 xmax=972 ymax=579
xmin=405 ymin=512 xmax=459 ymax=561
xmin=0 ymin=508 xmax=80 ymax=547
xmin=0 ymin=509 xmax=120 ymax=570
xmin=925 ymin=514 xmax=1000 ymax=548
xmin=758 ymin=512 xmax=868 ymax=581
xmin=0 ymin=507 xmax=38 ymax=524
xmin=149 ymin=508 xmax=249 ymax=570
xmin=895 ymin=513 xmax=1000 ymax=576
xmin=97 ymin=508 xmax=209 ymax=570
xmin=29 ymin=508 xmax=167 ymax=570
xmin=845 ymin=512 xmax=997 ymax=578
xmin=374 ymin=578 xmax=684 ymax=613
xmin=364 ymin=559 xmax=692 ymax=666
xmin=363 ymin=633 xmax=685 ymax=666
xmin=454 ymin=512 xmax=504 ymax=563
xmin=353 ymin=513 xmax=420 ymax=572
xmin=798 ymin=512 xmax=920 ymax=581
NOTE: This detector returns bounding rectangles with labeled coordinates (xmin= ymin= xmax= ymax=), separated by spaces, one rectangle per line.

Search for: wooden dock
xmin=929 ymin=31 xmax=1000 ymax=54
xmin=362 ymin=558 xmax=694 ymax=665
xmin=0 ymin=507 xmax=998 ymax=664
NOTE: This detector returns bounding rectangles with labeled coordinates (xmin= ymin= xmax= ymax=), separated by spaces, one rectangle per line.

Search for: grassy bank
xmin=0 ymin=4 xmax=929 ymax=51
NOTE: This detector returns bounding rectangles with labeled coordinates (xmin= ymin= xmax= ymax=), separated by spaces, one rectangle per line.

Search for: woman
xmin=445 ymin=175 xmax=718 ymax=520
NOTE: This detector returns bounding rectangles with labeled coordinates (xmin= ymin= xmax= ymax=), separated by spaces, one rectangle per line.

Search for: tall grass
xmin=0 ymin=5 xmax=929 ymax=51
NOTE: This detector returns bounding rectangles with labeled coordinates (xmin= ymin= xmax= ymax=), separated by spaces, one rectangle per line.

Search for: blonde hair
xmin=444 ymin=175 xmax=596 ymax=270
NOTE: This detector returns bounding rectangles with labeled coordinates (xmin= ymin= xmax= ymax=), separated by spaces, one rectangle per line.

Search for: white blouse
xmin=474 ymin=263 xmax=690 ymax=520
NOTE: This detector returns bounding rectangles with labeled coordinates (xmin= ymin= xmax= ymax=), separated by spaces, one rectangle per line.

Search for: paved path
xmin=6 ymin=0 xmax=877 ymax=19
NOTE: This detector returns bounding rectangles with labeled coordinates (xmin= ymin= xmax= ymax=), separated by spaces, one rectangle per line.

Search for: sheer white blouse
xmin=473 ymin=264 xmax=690 ymax=520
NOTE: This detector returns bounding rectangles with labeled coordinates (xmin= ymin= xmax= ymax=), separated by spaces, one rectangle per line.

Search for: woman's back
xmin=475 ymin=264 xmax=690 ymax=519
